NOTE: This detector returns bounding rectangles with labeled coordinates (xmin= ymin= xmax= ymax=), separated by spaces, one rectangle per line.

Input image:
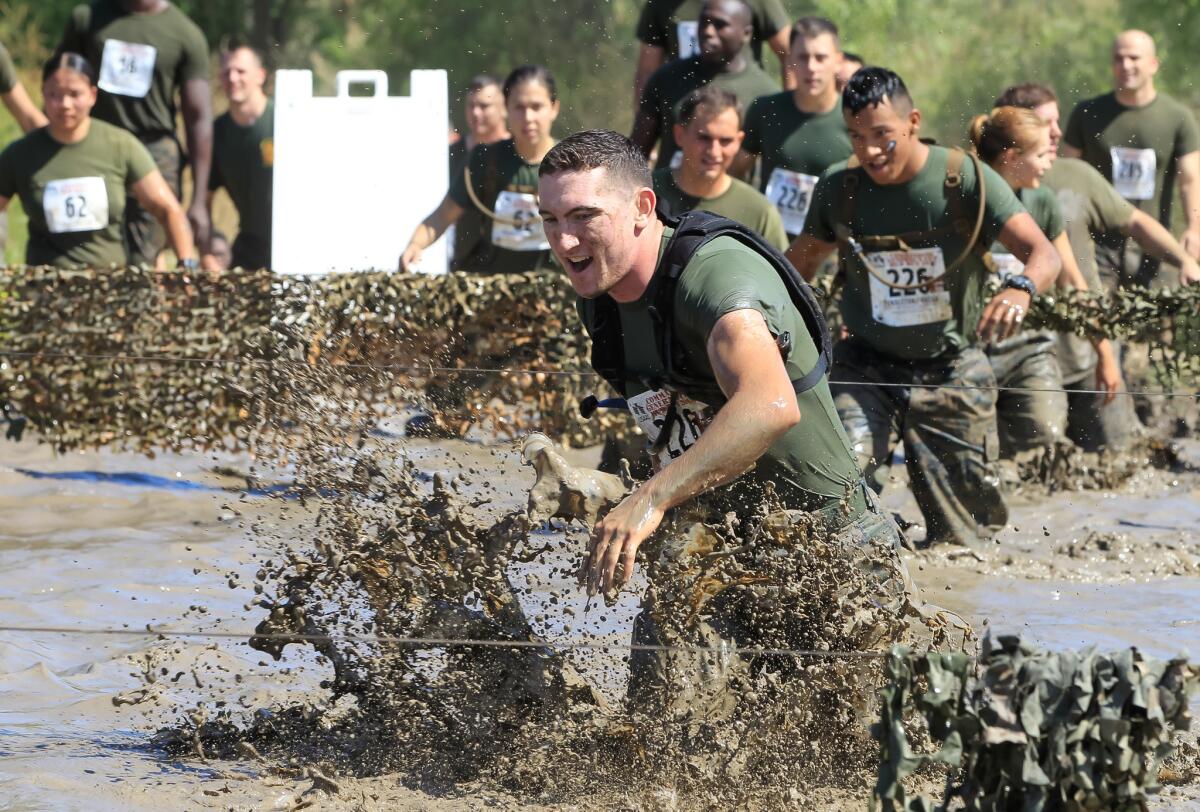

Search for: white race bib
xmin=668 ymin=149 xmax=684 ymax=170
xmin=867 ymin=247 xmax=951 ymax=327
xmin=98 ymin=39 xmax=157 ymax=98
xmin=676 ymin=21 xmax=700 ymax=59
xmin=764 ymin=168 xmax=819 ymax=234
xmin=1110 ymin=147 xmax=1156 ymax=201
xmin=491 ymin=191 xmax=549 ymax=252
xmin=43 ymin=177 xmax=109 ymax=234
xmin=628 ymin=389 xmax=714 ymax=468
xmin=990 ymin=252 xmax=1024 ymax=283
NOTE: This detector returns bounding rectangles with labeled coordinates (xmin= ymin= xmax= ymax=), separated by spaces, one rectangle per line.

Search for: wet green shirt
xmin=447 ymin=138 xmax=555 ymax=275
xmin=652 ymin=168 xmax=788 ymax=251
xmin=1064 ymin=91 xmax=1200 ymax=235
xmin=0 ymin=119 xmax=157 ymax=267
xmin=579 ymin=229 xmax=861 ymax=508
xmin=209 ymin=99 xmax=273 ymax=269
xmin=743 ymin=91 xmax=851 ymax=235
xmin=636 ymin=0 xmax=790 ymax=66
xmin=641 ymin=56 xmax=779 ymax=171
xmin=1044 ymin=157 xmax=1136 ymax=382
xmin=804 ymin=146 xmax=1026 ymax=361
xmin=58 ymin=0 xmax=209 ymax=140
xmin=0 ymin=42 xmax=17 ymax=94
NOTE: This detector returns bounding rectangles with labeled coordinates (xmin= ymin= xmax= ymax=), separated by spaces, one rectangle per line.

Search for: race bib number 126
xmin=43 ymin=176 xmax=109 ymax=234
xmin=867 ymin=247 xmax=951 ymax=327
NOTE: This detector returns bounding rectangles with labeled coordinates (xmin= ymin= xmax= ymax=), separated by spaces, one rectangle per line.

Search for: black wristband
xmin=178 ymin=257 xmax=200 ymax=271
xmin=1002 ymin=274 xmax=1037 ymax=298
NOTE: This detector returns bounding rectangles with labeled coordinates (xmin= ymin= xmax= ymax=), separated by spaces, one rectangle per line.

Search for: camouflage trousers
xmin=126 ymin=135 xmax=183 ymax=267
xmin=831 ymin=339 xmax=1006 ymax=547
xmin=986 ymin=331 xmax=1067 ymax=456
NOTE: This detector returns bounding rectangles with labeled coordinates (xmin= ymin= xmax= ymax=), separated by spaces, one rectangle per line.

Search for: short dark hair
xmin=220 ymin=39 xmax=266 ymax=68
xmin=539 ymin=129 xmax=652 ymax=192
xmin=994 ymin=83 xmax=1058 ymax=110
xmin=842 ymin=51 xmax=864 ymax=66
xmin=504 ymin=64 xmax=557 ymax=103
xmin=790 ymin=16 xmax=839 ymax=47
xmin=467 ymin=74 xmax=501 ymax=94
xmin=843 ymin=66 xmax=912 ymax=114
xmin=677 ymin=85 xmax=743 ymax=128
xmin=43 ymin=51 xmax=96 ymax=85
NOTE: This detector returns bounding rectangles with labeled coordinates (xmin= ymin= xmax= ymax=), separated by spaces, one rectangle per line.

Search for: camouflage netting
xmin=872 ymin=635 xmax=1200 ymax=811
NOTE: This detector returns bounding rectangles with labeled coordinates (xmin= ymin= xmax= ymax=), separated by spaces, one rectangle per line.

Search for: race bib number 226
xmin=867 ymin=247 xmax=951 ymax=327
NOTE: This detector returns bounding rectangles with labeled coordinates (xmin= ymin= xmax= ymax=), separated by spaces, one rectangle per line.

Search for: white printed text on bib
xmin=628 ymin=389 xmax=714 ymax=468
xmin=491 ymin=191 xmax=549 ymax=251
xmin=676 ymin=21 xmax=700 ymax=59
xmin=43 ymin=177 xmax=109 ymax=234
xmin=98 ymin=39 xmax=157 ymax=98
xmin=867 ymin=247 xmax=951 ymax=327
xmin=989 ymin=252 xmax=1024 ymax=283
xmin=764 ymin=168 xmax=818 ymax=234
xmin=1110 ymin=147 xmax=1156 ymax=201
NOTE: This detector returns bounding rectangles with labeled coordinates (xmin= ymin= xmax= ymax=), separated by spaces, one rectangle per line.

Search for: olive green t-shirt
xmin=652 ymin=168 xmax=789 ymax=251
xmin=0 ymin=119 xmax=157 ymax=267
xmin=804 ymin=145 xmax=1027 ymax=361
xmin=635 ymin=0 xmax=790 ymax=66
xmin=448 ymin=138 xmax=487 ymax=270
xmin=579 ymin=230 xmax=861 ymax=508
xmin=1044 ymin=157 xmax=1136 ymax=382
xmin=1063 ymin=91 xmax=1200 ymax=236
xmin=641 ymin=56 xmax=779 ymax=171
xmin=58 ymin=0 xmax=210 ymax=139
xmin=0 ymin=42 xmax=18 ymax=95
xmin=209 ymin=99 xmax=273 ymax=269
xmin=447 ymin=138 xmax=555 ymax=275
xmin=986 ymin=185 xmax=1063 ymax=355
xmin=743 ymin=92 xmax=852 ymax=236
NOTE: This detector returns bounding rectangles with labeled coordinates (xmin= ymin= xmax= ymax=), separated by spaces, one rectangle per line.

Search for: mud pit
xmin=1 ymin=428 xmax=1198 ymax=809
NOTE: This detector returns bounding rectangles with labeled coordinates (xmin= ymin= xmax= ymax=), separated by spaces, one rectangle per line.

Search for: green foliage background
xmin=0 ymin=0 xmax=1196 ymax=259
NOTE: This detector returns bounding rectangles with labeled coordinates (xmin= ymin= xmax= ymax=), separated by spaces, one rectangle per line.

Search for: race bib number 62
xmin=491 ymin=191 xmax=550 ymax=252
xmin=867 ymin=247 xmax=951 ymax=327
xmin=43 ymin=176 xmax=109 ymax=234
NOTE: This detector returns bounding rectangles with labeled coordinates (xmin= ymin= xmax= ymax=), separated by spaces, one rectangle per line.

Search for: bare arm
xmin=632 ymin=43 xmax=665 ymax=118
xmin=131 ymin=170 xmax=195 ymax=263
xmin=1121 ymin=208 xmax=1200 ymax=284
xmin=2 ymin=85 xmax=46 ymax=133
xmin=399 ymin=194 xmax=464 ymax=270
xmin=785 ymin=233 xmax=837 ymax=281
xmin=1176 ymin=151 xmax=1200 ymax=258
xmin=767 ymin=26 xmax=794 ymax=89
xmin=585 ymin=309 xmax=801 ymax=594
xmin=180 ymin=78 xmax=213 ymax=254
xmin=979 ymin=211 xmax=1060 ymax=342
xmin=630 ymin=107 xmax=661 ymax=160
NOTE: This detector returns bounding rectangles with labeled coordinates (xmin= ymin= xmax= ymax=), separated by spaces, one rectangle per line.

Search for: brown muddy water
xmin=1 ymin=432 xmax=1198 ymax=810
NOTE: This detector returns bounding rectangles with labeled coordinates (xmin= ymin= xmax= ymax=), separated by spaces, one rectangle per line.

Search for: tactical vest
xmin=585 ymin=209 xmax=833 ymax=405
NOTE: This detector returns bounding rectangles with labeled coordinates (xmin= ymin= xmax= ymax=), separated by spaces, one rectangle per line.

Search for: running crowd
xmin=1 ymin=0 xmax=1199 ymax=557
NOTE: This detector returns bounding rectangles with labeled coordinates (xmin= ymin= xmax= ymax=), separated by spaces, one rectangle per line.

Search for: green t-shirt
xmin=0 ymin=119 xmax=157 ymax=267
xmin=804 ymin=146 xmax=1027 ymax=361
xmin=635 ymin=0 xmax=790 ymax=66
xmin=1064 ymin=91 xmax=1200 ymax=235
xmin=447 ymin=137 xmax=555 ymax=274
xmin=58 ymin=0 xmax=210 ymax=139
xmin=209 ymin=99 xmax=273 ymax=268
xmin=1044 ymin=157 xmax=1136 ymax=382
xmin=743 ymin=91 xmax=852 ymax=236
xmin=579 ymin=230 xmax=861 ymax=508
xmin=641 ymin=56 xmax=779 ymax=171
xmin=0 ymin=42 xmax=18 ymax=95
xmin=652 ymin=168 xmax=789 ymax=251
xmin=986 ymin=184 xmax=1063 ymax=356
xmin=448 ymin=137 xmax=486 ymax=269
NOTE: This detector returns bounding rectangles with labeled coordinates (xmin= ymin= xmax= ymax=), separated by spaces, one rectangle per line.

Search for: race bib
xmin=1110 ymin=146 xmax=1155 ymax=201
xmin=42 ymin=177 xmax=109 ymax=234
xmin=491 ymin=191 xmax=549 ymax=252
xmin=628 ymin=389 xmax=714 ymax=468
xmin=990 ymin=252 xmax=1024 ymax=283
xmin=668 ymin=149 xmax=684 ymax=170
xmin=676 ymin=21 xmax=700 ymax=59
xmin=764 ymin=168 xmax=818 ymax=234
xmin=867 ymin=247 xmax=951 ymax=327
xmin=98 ymin=39 xmax=157 ymax=98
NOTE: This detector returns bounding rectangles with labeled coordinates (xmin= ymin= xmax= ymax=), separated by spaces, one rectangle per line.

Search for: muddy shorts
xmin=830 ymin=338 xmax=1006 ymax=548
xmin=986 ymin=332 xmax=1067 ymax=456
xmin=126 ymin=135 xmax=183 ymax=267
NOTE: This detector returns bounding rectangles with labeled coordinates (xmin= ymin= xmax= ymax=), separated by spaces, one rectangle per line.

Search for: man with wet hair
xmin=998 ymin=81 xmax=1200 ymax=452
xmin=652 ymin=86 xmax=787 ymax=250
xmin=741 ymin=16 xmax=851 ymax=239
xmin=1062 ymin=30 xmax=1200 ymax=290
xmin=786 ymin=67 xmax=1061 ymax=548
xmin=632 ymin=0 xmax=778 ymax=172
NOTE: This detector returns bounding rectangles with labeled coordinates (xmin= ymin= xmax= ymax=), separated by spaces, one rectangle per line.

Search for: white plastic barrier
xmin=271 ymin=68 xmax=449 ymax=275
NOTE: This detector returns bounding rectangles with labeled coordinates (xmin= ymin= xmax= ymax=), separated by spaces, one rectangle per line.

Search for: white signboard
xmin=272 ymin=69 xmax=449 ymax=275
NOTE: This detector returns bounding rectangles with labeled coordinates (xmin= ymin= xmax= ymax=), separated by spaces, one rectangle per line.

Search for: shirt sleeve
xmin=975 ymin=160 xmax=1027 ymax=244
xmin=743 ymin=97 xmax=764 ymax=156
xmin=756 ymin=0 xmax=790 ymax=38
xmin=448 ymin=142 xmax=484 ymax=209
xmin=1177 ymin=106 xmax=1200 ymax=157
xmin=0 ymin=143 xmax=16 ymax=199
xmin=0 ymin=43 xmax=17 ymax=95
xmin=126 ymin=134 xmax=160 ymax=185
xmin=635 ymin=0 xmax=668 ymax=47
xmin=1041 ymin=187 xmax=1064 ymax=240
xmin=760 ymin=203 xmax=789 ymax=252
xmin=1063 ymin=102 xmax=1086 ymax=151
xmin=801 ymin=171 xmax=840 ymax=243
xmin=178 ymin=17 xmax=211 ymax=83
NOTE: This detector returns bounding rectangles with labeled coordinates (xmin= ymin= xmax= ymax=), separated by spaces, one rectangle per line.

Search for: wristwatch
xmin=1002 ymin=274 xmax=1037 ymax=298
xmin=178 ymin=257 xmax=200 ymax=271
